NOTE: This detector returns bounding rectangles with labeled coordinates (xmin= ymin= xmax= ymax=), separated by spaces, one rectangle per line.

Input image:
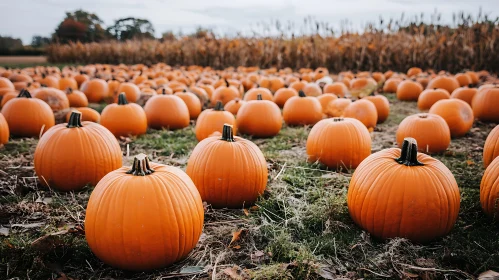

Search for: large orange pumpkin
xmin=396 ymin=113 xmax=450 ymax=154
xmin=427 ymin=76 xmax=460 ymax=94
xmin=323 ymin=82 xmax=348 ymax=97
xmin=417 ymin=88 xmax=450 ymax=110
xmin=273 ymin=87 xmax=298 ymax=108
xmin=236 ymin=95 xmax=282 ymax=137
xmin=175 ymin=90 xmax=202 ymax=120
xmin=450 ymin=86 xmax=477 ymax=106
xmin=326 ymin=98 xmax=352 ymax=117
xmin=348 ymin=137 xmax=460 ymax=242
xmin=472 ymin=87 xmax=499 ymax=122
xmin=85 ymin=153 xmax=204 ymax=270
xmin=363 ymin=95 xmax=390 ymax=123
xmin=187 ymin=124 xmax=267 ymax=208
xmin=33 ymin=87 xmax=70 ymax=111
xmin=283 ymin=91 xmax=323 ymax=126
xmin=34 ymin=111 xmax=122 ymax=191
xmin=195 ymin=101 xmax=236 ymax=141
xmin=396 ymin=80 xmax=424 ymax=101
xmin=0 ymin=112 xmax=9 ymax=145
xmin=483 ymin=125 xmax=499 ymax=168
xmin=100 ymin=93 xmax=148 ymax=137
xmin=480 ymin=156 xmax=499 ymax=220
xmin=343 ymin=99 xmax=378 ymax=130
xmin=307 ymin=118 xmax=371 ymax=169
xmin=429 ymin=99 xmax=473 ymax=138
xmin=81 ymin=79 xmax=109 ymax=103
xmin=144 ymin=94 xmax=190 ymax=130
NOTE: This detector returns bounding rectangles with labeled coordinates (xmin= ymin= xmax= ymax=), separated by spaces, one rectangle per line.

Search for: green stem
xmin=214 ymin=101 xmax=224 ymax=111
xmin=126 ymin=154 xmax=155 ymax=176
xmin=67 ymin=112 xmax=83 ymax=128
xmin=118 ymin=93 xmax=128 ymax=105
xmin=395 ymin=137 xmax=424 ymax=166
xmin=221 ymin=124 xmax=235 ymax=142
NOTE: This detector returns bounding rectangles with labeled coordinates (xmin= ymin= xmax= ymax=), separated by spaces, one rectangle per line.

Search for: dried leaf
xmin=478 ymin=270 xmax=499 ymax=280
xmin=229 ymin=229 xmax=246 ymax=246
xmin=0 ymin=227 xmax=9 ymax=236
xmin=232 ymin=245 xmax=241 ymax=250
xmin=466 ymin=160 xmax=475 ymax=166
xmin=243 ymin=209 xmax=249 ymax=216
xmin=317 ymin=267 xmax=336 ymax=279
xmin=11 ymin=222 xmax=45 ymax=229
xmin=223 ymin=266 xmax=242 ymax=280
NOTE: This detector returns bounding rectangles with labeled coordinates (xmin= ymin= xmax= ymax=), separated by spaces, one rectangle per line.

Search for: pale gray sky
xmin=1 ymin=0 xmax=498 ymax=44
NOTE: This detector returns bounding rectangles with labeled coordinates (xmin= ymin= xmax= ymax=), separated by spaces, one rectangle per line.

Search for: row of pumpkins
xmin=0 ymin=65 xmax=499 ymax=272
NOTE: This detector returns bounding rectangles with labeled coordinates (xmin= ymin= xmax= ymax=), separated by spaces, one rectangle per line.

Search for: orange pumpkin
xmin=66 ymin=107 xmax=100 ymax=123
xmin=317 ymin=93 xmax=338 ymax=114
xmin=269 ymin=77 xmax=285 ymax=93
xmin=175 ymin=90 xmax=202 ymax=120
xmin=427 ymin=76 xmax=460 ymax=94
xmin=74 ymin=72 xmax=89 ymax=87
xmin=0 ymin=77 xmax=15 ymax=91
xmin=481 ymin=156 xmax=499 ymax=220
xmin=396 ymin=113 xmax=450 ymax=154
xmin=195 ymin=101 xmax=237 ymax=141
xmin=100 ymin=93 xmax=148 ymax=137
xmin=283 ymin=91 xmax=323 ymax=126
xmin=407 ymin=67 xmax=422 ymax=77
xmin=450 ymin=86 xmax=477 ymax=106
xmin=465 ymin=71 xmax=479 ymax=85
xmin=472 ymin=87 xmax=499 ymax=122
xmin=224 ymin=98 xmax=245 ymax=115
xmin=0 ymin=112 xmax=9 ymax=145
xmin=0 ymin=92 xmax=17 ymax=107
xmin=33 ymin=87 xmax=70 ymax=111
xmin=273 ymin=87 xmax=298 ymax=108
xmin=81 ymin=79 xmax=109 ymax=103
xmin=323 ymin=82 xmax=348 ymax=97
xmin=417 ymin=88 xmax=450 ymax=110
xmin=382 ymin=78 xmax=402 ymax=93
xmin=188 ymin=86 xmax=209 ymax=105
xmin=350 ymin=78 xmax=377 ymax=98
xmin=326 ymin=98 xmax=352 ymax=117
xmin=65 ymin=88 xmax=89 ymax=108
xmin=396 ymin=80 xmax=424 ymax=101
xmin=85 ymin=153 xmax=204 ymax=270
xmin=429 ymin=99 xmax=473 ymax=138
xmin=210 ymin=80 xmax=240 ymax=106
xmin=34 ymin=111 xmax=122 ymax=191
xmin=117 ymin=82 xmax=141 ymax=103
xmin=454 ymin=73 xmax=472 ymax=87
xmin=302 ymin=83 xmax=322 ymax=97
xmin=343 ymin=99 xmax=378 ymax=129
xmin=363 ymin=95 xmax=390 ymax=123
xmin=38 ymin=74 xmax=59 ymax=89
xmin=348 ymin=137 xmax=460 ymax=242
xmin=144 ymin=94 xmax=190 ymax=130
xmin=307 ymin=118 xmax=371 ymax=169
xmin=236 ymin=95 xmax=282 ymax=137
xmin=483 ymin=125 xmax=499 ymax=168
xmin=59 ymin=76 xmax=78 ymax=91
xmin=244 ymin=87 xmax=273 ymax=101
xmin=187 ymin=124 xmax=267 ymax=208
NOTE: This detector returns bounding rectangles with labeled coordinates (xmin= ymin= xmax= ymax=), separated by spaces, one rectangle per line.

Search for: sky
xmin=1 ymin=0 xmax=498 ymax=44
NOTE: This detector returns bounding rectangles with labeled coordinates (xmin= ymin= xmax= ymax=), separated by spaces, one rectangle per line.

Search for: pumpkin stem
xmin=118 ymin=93 xmax=128 ymax=105
xmin=333 ymin=118 xmax=343 ymax=122
xmin=225 ymin=79 xmax=229 ymax=87
xmin=298 ymin=90 xmax=306 ymax=97
xmin=214 ymin=101 xmax=224 ymax=111
xmin=418 ymin=113 xmax=428 ymax=119
xmin=126 ymin=153 xmax=155 ymax=176
xmin=395 ymin=137 xmax=424 ymax=166
xmin=66 ymin=88 xmax=73 ymax=94
xmin=221 ymin=124 xmax=235 ymax=142
xmin=17 ymin=89 xmax=32 ymax=98
xmin=162 ymin=88 xmax=166 ymax=95
xmin=67 ymin=111 xmax=83 ymax=128
xmin=257 ymin=94 xmax=263 ymax=100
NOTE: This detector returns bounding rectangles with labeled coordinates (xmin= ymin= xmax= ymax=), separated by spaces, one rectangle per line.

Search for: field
xmin=0 ymin=56 xmax=48 ymax=67
xmin=1 ymin=92 xmax=498 ymax=279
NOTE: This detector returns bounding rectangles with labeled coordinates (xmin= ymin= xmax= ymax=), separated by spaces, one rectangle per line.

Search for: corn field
xmin=47 ymin=16 xmax=499 ymax=72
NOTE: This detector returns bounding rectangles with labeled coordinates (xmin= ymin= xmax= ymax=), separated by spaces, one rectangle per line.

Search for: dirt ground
xmin=0 ymin=93 xmax=498 ymax=279
xmin=0 ymin=56 xmax=48 ymax=66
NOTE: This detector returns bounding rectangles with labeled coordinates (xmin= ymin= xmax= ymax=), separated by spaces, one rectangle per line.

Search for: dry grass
xmin=0 ymin=56 xmax=48 ymax=66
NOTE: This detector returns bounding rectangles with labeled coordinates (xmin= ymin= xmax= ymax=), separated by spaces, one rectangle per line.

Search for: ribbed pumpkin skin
xmin=244 ymin=88 xmax=273 ymax=101
xmin=347 ymin=146 xmax=460 ymax=242
xmin=472 ymin=87 xmax=499 ymax=123
xmin=480 ymin=156 xmax=499 ymax=220
xmin=283 ymin=96 xmax=323 ymax=125
xmin=396 ymin=80 xmax=424 ymax=101
xmin=364 ymin=95 xmax=390 ymax=123
xmin=186 ymin=135 xmax=268 ymax=208
xmin=450 ymin=87 xmax=477 ymax=106
xmin=343 ymin=99 xmax=378 ymax=129
xmin=33 ymin=88 xmax=70 ymax=111
xmin=427 ymin=76 xmax=460 ymax=94
xmin=1 ymin=96 xmax=55 ymax=137
xmin=0 ymin=113 xmax=9 ymax=144
xmin=396 ymin=114 xmax=450 ymax=154
xmin=236 ymin=100 xmax=282 ymax=137
xmin=34 ymin=121 xmax=122 ymax=191
xmin=429 ymin=99 xmax=473 ymax=138
xmin=195 ymin=109 xmax=236 ymax=141
xmin=66 ymin=89 xmax=89 ymax=107
xmin=224 ymin=99 xmax=245 ymax=115
xmin=417 ymin=89 xmax=450 ymax=110
xmin=85 ymin=162 xmax=204 ymax=270
xmin=81 ymin=79 xmax=109 ymax=103
xmin=483 ymin=125 xmax=499 ymax=168
xmin=100 ymin=104 xmax=147 ymax=137
xmin=144 ymin=95 xmax=190 ymax=130
xmin=307 ymin=118 xmax=371 ymax=169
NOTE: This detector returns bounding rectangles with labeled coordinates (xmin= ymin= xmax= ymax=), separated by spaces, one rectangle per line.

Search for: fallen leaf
xmin=0 ymin=227 xmax=9 ymax=236
xmin=229 ymin=229 xmax=246 ymax=247
xmin=250 ymin=205 xmax=259 ymax=211
xmin=11 ymin=222 xmax=45 ymax=229
xmin=223 ymin=266 xmax=242 ymax=280
xmin=317 ymin=267 xmax=336 ymax=279
xmin=478 ymin=270 xmax=499 ymax=280
xmin=403 ymin=271 xmax=419 ymax=278
xmin=466 ymin=160 xmax=475 ymax=166
xmin=251 ymin=250 xmax=267 ymax=263
xmin=232 ymin=245 xmax=241 ymax=250
xmin=243 ymin=209 xmax=249 ymax=216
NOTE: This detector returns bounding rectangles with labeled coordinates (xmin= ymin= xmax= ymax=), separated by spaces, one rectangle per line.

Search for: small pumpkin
xmin=65 ymin=88 xmax=89 ymax=107
xmin=450 ymin=86 xmax=477 ymax=106
xmin=396 ymin=80 xmax=424 ymax=101
xmin=244 ymin=87 xmax=273 ymax=101
xmin=454 ymin=73 xmax=472 ymax=87
xmin=427 ymin=76 xmax=460 ymax=94
xmin=382 ymin=78 xmax=402 ymax=93
xmin=38 ymin=73 xmax=59 ymax=89
xmin=323 ymin=82 xmax=348 ymax=97
xmin=417 ymin=88 xmax=450 ymax=110
xmin=0 ymin=112 xmax=9 ymax=145
xmin=100 ymin=93 xmax=148 ymax=137
xmin=66 ymin=107 xmax=100 ymax=123
xmin=85 ymin=153 xmax=204 ymax=270
xmin=350 ymin=77 xmax=377 ymax=98
xmin=326 ymin=98 xmax=352 ymax=117
xmin=347 ymin=137 xmax=460 ymax=242
xmin=144 ymin=93 xmax=190 ymax=130
xmin=236 ymin=94 xmax=282 ymax=137
xmin=307 ymin=118 xmax=371 ymax=169
xmin=210 ymin=80 xmax=240 ymax=106
xmin=195 ymin=101 xmax=237 ymax=141
xmin=273 ymin=87 xmax=298 ymax=108
xmin=34 ymin=111 xmax=122 ymax=191
xmin=343 ymin=99 xmax=378 ymax=130
xmin=33 ymin=87 xmax=70 ymax=111
xmin=59 ymin=75 xmax=78 ymax=91
xmin=117 ymin=82 xmax=141 ymax=103
xmin=283 ymin=90 xmax=323 ymax=126
xmin=302 ymin=83 xmax=322 ymax=97
xmin=396 ymin=113 xmax=450 ymax=154
xmin=0 ymin=77 xmax=15 ymax=91
xmin=472 ymin=87 xmax=499 ymax=123
xmin=81 ymin=79 xmax=109 ymax=103
xmin=363 ymin=94 xmax=390 ymax=123
xmin=465 ymin=71 xmax=479 ymax=85
xmin=175 ymin=90 xmax=202 ymax=120
xmin=483 ymin=125 xmax=499 ymax=168
xmin=224 ymin=98 xmax=245 ymax=115
xmin=429 ymin=99 xmax=473 ymax=138
xmin=317 ymin=93 xmax=338 ymax=114
xmin=289 ymin=80 xmax=307 ymax=92
xmin=481 ymin=156 xmax=499 ymax=220
xmin=0 ymin=91 xmax=17 ymax=107
xmin=407 ymin=67 xmax=422 ymax=77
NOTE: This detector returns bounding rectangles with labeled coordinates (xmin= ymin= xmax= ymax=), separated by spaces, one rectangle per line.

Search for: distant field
xmin=0 ymin=56 xmax=48 ymax=66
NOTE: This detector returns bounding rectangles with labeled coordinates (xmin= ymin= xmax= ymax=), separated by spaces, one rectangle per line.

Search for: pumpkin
xmin=224 ymin=98 xmax=245 ymax=115
xmin=34 ymin=111 xmax=122 ymax=191
xmin=407 ymin=67 xmax=422 ymax=77
xmin=347 ymin=137 xmax=460 ymax=242
xmin=0 ymin=77 xmax=15 ymax=91
xmin=188 ymin=86 xmax=209 ymax=105
xmin=59 ymin=76 xmax=78 ymax=91
xmin=307 ymin=117 xmax=371 ymax=169
xmin=289 ymin=80 xmax=307 ymax=92
xmin=33 ymin=87 xmax=70 ymax=111
xmin=197 ymin=84 xmax=215 ymax=99
xmin=65 ymin=88 xmax=89 ymax=107
xmin=0 ymin=113 xmax=9 ymax=145
xmin=472 ymin=87 xmax=499 ymax=122
xmin=283 ymin=90 xmax=323 ymax=126
xmin=100 ymin=93 xmax=148 ymax=137
xmin=9 ymin=73 xmax=32 ymax=83
xmin=350 ymin=77 xmax=377 ymax=98
xmin=483 ymin=125 xmax=499 ymax=168
xmin=210 ymin=80 xmax=240 ymax=106
xmin=317 ymin=93 xmax=338 ymax=113
xmin=244 ymin=87 xmax=273 ymax=101
xmin=236 ymin=94 xmax=282 ymax=137
xmin=1 ymin=89 xmax=55 ymax=137
xmin=396 ymin=80 xmax=424 ymax=101
xmin=66 ymin=107 xmax=100 ymax=123
xmin=144 ymin=94 xmax=190 ymax=130
xmin=454 ymin=73 xmax=472 ymax=87
xmin=195 ymin=101 xmax=236 ymax=141
xmin=396 ymin=113 xmax=450 ymax=154
xmin=38 ymin=74 xmax=59 ymax=89
xmin=480 ymin=156 xmax=499 ymax=220
xmin=81 ymin=79 xmax=109 ymax=103
xmin=371 ymin=72 xmax=386 ymax=84
xmin=74 ymin=72 xmax=89 ymax=87
xmin=465 ymin=71 xmax=479 ymax=85
xmin=326 ymin=98 xmax=352 ymax=117
xmin=450 ymin=86 xmax=477 ymax=106
xmin=363 ymin=95 xmax=390 ymax=123
xmin=382 ymin=78 xmax=402 ymax=93
xmin=323 ymin=82 xmax=348 ymax=97
xmin=273 ymin=87 xmax=298 ymax=108
xmin=117 ymin=82 xmax=141 ymax=103
xmin=417 ymin=88 xmax=450 ymax=110
xmin=302 ymin=83 xmax=322 ymax=97
xmin=269 ymin=77 xmax=285 ymax=93
xmin=187 ymin=124 xmax=267 ymax=208
xmin=343 ymin=99 xmax=378 ymax=130
xmin=429 ymin=99 xmax=473 ymax=138
xmin=85 ymin=153 xmax=204 ymax=270
xmin=175 ymin=90 xmax=202 ymax=120
xmin=0 ymin=92 xmax=17 ymax=107
xmin=427 ymin=76 xmax=460 ymax=94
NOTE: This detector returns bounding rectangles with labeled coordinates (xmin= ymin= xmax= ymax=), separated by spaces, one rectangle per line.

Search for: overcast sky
xmin=1 ymin=0 xmax=498 ymax=44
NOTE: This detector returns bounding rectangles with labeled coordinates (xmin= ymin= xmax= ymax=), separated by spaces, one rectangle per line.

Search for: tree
xmin=0 ymin=36 xmax=23 ymax=50
xmin=108 ymin=17 xmax=155 ymax=41
xmin=54 ymin=10 xmax=109 ymax=43
xmin=31 ymin=36 xmax=51 ymax=48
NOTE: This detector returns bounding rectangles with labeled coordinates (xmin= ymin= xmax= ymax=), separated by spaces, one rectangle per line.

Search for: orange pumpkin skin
xmin=417 ymin=88 xmax=450 ymax=110
xmin=175 ymin=91 xmax=202 ymax=120
xmin=66 ymin=88 xmax=89 ymax=107
xmin=289 ymin=81 xmax=307 ymax=92
xmin=100 ymin=94 xmax=148 ymax=137
xmin=66 ymin=108 xmax=100 ymax=123
xmin=195 ymin=102 xmax=237 ymax=141
xmin=407 ymin=67 xmax=422 ymax=77
xmin=81 ymin=79 xmax=109 ymax=103
xmin=117 ymin=83 xmax=141 ymax=103
xmin=317 ymin=93 xmax=338 ymax=113
xmin=427 ymin=76 xmax=460 ymax=94
xmin=1 ymin=90 xmax=55 ymax=137
xmin=283 ymin=91 xmax=323 ymax=126
xmin=483 ymin=125 xmax=499 ymax=168
xmin=302 ymin=83 xmax=322 ymax=97
xmin=244 ymin=87 xmax=273 ymax=101
xmin=343 ymin=99 xmax=378 ymax=129
xmin=188 ymin=86 xmax=209 ymax=105
xmin=236 ymin=96 xmax=282 ymax=137
xmin=34 ymin=112 xmax=122 ymax=191
xmin=85 ymin=154 xmax=204 ymax=270
xmin=323 ymin=82 xmax=348 ymax=97
xmin=0 ymin=113 xmax=9 ymax=145
xmin=480 ymin=156 xmax=499 ymax=220
xmin=74 ymin=72 xmax=89 ymax=87
xmin=0 ymin=77 xmax=15 ymax=91
xmin=224 ymin=98 xmax=245 ymax=115
xmin=0 ymin=92 xmax=17 ymax=107
xmin=363 ymin=95 xmax=390 ymax=123
xmin=396 ymin=80 xmax=424 ymax=101
xmin=348 ymin=138 xmax=460 ymax=242
xmin=269 ymin=77 xmax=285 ymax=93
xmin=396 ymin=113 xmax=451 ymax=154
xmin=383 ymin=78 xmax=402 ymax=93
xmin=59 ymin=76 xmax=78 ymax=91
xmin=472 ymin=87 xmax=499 ymax=123
xmin=307 ymin=118 xmax=371 ymax=169
xmin=144 ymin=95 xmax=190 ymax=130
xmin=465 ymin=71 xmax=479 ymax=85
xmin=429 ymin=99 xmax=473 ymax=138
xmin=187 ymin=125 xmax=267 ymax=208
xmin=210 ymin=82 xmax=240 ymax=106
xmin=454 ymin=73 xmax=472 ymax=87
xmin=326 ymin=98 xmax=352 ymax=117
xmin=450 ymin=87 xmax=477 ymax=106
xmin=33 ymin=87 xmax=70 ymax=111
xmin=273 ymin=88 xmax=298 ymax=108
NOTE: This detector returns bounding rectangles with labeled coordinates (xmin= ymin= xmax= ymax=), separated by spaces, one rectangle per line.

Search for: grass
xmin=0 ymin=93 xmax=498 ymax=279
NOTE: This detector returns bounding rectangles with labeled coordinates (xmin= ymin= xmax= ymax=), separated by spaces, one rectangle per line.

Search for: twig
xmin=273 ymin=162 xmax=286 ymax=181
xmin=397 ymin=263 xmax=472 ymax=277
xmin=360 ymin=268 xmax=391 ymax=278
